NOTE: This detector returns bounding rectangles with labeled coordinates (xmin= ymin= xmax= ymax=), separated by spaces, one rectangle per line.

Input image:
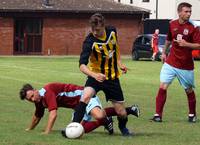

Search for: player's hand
xmin=161 ymin=53 xmax=167 ymax=63
xmin=119 ymin=64 xmax=128 ymax=74
xmin=94 ymin=73 xmax=106 ymax=82
xmin=174 ymin=39 xmax=188 ymax=47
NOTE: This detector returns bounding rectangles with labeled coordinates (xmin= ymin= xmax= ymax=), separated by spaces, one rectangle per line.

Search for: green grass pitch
xmin=0 ymin=56 xmax=200 ymax=145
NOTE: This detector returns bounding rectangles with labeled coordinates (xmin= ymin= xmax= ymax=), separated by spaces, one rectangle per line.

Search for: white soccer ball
xmin=65 ymin=122 xmax=84 ymax=139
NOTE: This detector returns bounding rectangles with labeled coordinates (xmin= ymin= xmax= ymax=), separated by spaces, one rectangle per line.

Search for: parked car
xmin=132 ymin=33 xmax=200 ymax=61
xmin=132 ymin=34 xmax=167 ymax=61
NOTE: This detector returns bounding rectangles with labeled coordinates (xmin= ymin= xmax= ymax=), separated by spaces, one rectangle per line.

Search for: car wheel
xmin=132 ymin=50 xmax=139 ymax=60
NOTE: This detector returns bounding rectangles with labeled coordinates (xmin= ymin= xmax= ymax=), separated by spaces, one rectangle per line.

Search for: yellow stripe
xmin=89 ymin=31 xmax=121 ymax=79
xmin=102 ymin=44 xmax=109 ymax=78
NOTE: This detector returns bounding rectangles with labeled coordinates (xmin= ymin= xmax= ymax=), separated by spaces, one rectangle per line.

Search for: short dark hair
xmin=89 ymin=13 xmax=105 ymax=27
xmin=19 ymin=84 xmax=34 ymax=100
xmin=177 ymin=2 xmax=192 ymax=12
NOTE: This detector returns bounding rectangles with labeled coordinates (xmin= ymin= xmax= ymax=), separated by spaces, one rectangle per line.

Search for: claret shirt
xmin=34 ymin=83 xmax=84 ymax=118
xmin=166 ymin=19 xmax=200 ymax=70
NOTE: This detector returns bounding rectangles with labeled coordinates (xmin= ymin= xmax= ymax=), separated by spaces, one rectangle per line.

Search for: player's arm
xmin=151 ymin=40 xmax=154 ymax=48
xmin=79 ymin=40 xmax=93 ymax=77
xmin=174 ymin=27 xmax=200 ymax=49
xmin=79 ymin=40 xmax=105 ymax=82
xmin=116 ymin=42 xmax=127 ymax=74
xmin=174 ymin=39 xmax=200 ymax=49
xmin=162 ymin=22 xmax=172 ymax=63
xmin=151 ymin=36 xmax=155 ymax=48
xmin=163 ymin=40 xmax=171 ymax=54
xmin=117 ymin=54 xmax=127 ymax=74
xmin=80 ymin=64 xmax=96 ymax=78
xmin=26 ymin=104 xmax=44 ymax=131
xmin=161 ymin=40 xmax=171 ymax=63
xmin=187 ymin=42 xmax=200 ymax=49
xmin=184 ymin=41 xmax=200 ymax=49
xmin=80 ymin=64 xmax=105 ymax=82
xmin=113 ymin=27 xmax=127 ymax=74
xmin=25 ymin=115 xmax=41 ymax=131
xmin=43 ymin=109 xmax=57 ymax=134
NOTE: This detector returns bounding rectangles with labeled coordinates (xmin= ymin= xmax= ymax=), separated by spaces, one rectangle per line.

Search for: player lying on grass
xmin=19 ymin=82 xmax=140 ymax=135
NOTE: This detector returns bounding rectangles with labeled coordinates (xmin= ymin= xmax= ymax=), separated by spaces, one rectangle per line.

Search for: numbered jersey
xmin=166 ymin=19 xmax=200 ymax=70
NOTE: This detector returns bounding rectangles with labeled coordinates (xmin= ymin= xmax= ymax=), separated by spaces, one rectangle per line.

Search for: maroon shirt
xmin=166 ymin=19 xmax=200 ymax=70
xmin=152 ymin=33 xmax=159 ymax=53
xmin=34 ymin=83 xmax=84 ymax=118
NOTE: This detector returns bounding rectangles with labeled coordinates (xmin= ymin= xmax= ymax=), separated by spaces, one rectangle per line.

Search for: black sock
xmin=126 ymin=107 xmax=132 ymax=115
xmin=117 ymin=116 xmax=128 ymax=129
xmin=72 ymin=101 xmax=87 ymax=122
xmin=102 ymin=117 xmax=110 ymax=125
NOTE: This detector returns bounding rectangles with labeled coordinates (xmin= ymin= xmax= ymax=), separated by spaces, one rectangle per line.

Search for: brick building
xmin=0 ymin=0 xmax=149 ymax=55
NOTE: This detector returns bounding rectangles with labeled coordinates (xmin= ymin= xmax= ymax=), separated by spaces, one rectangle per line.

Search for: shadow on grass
xmin=133 ymin=58 xmax=161 ymax=62
xmin=51 ymin=127 xmax=171 ymax=139
xmin=134 ymin=132 xmax=168 ymax=137
xmin=83 ymin=131 xmax=169 ymax=138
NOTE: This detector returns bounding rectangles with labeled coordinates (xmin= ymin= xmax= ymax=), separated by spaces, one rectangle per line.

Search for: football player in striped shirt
xmin=73 ymin=13 xmax=132 ymax=136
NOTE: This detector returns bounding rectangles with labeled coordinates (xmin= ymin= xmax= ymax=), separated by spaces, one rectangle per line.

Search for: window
xmin=142 ymin=37 xmax=150 ymax=45
xmin=130 ymin=0 xmax=133 ymax=4
xmin=14 ymin=18 xmax=42 ymax=54
xmin=135 ymin=37 xmax=143 ymax=44
xmin=143 ymin=0 xmax=150 ymax=2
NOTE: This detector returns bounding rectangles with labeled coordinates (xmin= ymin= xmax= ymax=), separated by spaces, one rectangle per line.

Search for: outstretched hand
xmin=174 ymin=39 xmax=188 ymax=47
xmin=119 ymin=64 xmax=128 ymax=74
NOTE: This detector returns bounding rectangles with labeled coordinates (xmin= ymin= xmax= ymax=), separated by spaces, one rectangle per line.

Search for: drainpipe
xmin=156 ymin=0 xmax=158 ymax=19
xmin=42 ymin=0 xmax=53 ymax=8
xmin=44 ymin=0 xmax=49 ymax=6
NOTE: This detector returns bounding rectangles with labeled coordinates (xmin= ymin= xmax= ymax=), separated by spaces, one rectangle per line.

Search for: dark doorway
xmin=14 ymin=18 xmax=42 ymax=55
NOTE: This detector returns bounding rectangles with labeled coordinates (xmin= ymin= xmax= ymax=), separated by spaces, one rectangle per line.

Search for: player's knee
xmin=93 ymin=111 xmax=106 ymax=120
xmin=81 ymin=87 xmax=96 ymax=103
xmin=90 ymin=107 xmax=106 ymax=120
xmin=115 ymin=108 xmax=127 ymax=117
xmin=113 ymin=102 xmax=127 ymax=117
xmin=81 ymin=96 xmax=91 ymax=103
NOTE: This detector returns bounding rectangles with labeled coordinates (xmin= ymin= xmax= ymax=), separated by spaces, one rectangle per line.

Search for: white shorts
xmin=160 ymin=63 xmax=195 ymax=89
xmin=83 ymin=95 xmax=102 ymax=121
xmin=72 ymin=95 xmax=102 ymax=122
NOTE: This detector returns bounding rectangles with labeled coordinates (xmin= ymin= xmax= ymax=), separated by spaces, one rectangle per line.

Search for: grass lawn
xmin=0 ymin=56 xmax=200 ymax=145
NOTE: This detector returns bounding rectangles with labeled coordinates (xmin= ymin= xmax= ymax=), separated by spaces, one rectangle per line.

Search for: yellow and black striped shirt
xmin=79 ymin=26 xmax=121 ymax=80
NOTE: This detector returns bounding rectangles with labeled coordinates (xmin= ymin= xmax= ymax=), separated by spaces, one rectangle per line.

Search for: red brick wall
xmin=0 ymin=15 xmax=142 ymax=55
xmin=42 ymin=17 xmax=142 ymax=55
xmin=42 ymin=18 xmax=88 ymax=55
xmin=107 ymin=18 xmax=142 ymax=55
xmin=0 ymin=17 xmax=14 ymax=55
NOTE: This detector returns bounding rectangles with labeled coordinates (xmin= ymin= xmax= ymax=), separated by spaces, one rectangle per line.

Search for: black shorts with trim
xmin=85 ymin=76 xmax=124 ymax=102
